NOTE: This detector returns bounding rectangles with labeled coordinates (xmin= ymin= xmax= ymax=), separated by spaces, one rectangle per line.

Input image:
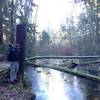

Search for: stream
xmin=25 ymin=59 xmax=100 ymax=100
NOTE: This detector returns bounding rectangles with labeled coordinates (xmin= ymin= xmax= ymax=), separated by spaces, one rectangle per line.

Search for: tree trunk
xmin=95 ymin=4 xmax=100 ymax=55
xmin=10 ymin=0 xmax=15 ymax=44
xmin=16 ymin=24 xmax=26 ymax=84
xmin=0 ymin=0 xmax=3 ymax=44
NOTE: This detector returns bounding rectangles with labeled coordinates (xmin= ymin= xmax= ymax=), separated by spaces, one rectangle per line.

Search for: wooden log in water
xmin=80 ymin=60 xmax=100 ymax=65
xmin=25 ymin=56 xmax=100 ymax=61
xmin=48 ymin=67 xmax=100 ymax=83
xmin=26 ymin=56 xmax=100 ymax=66
xmin=26 ymin=61 xmax=100 ymax=83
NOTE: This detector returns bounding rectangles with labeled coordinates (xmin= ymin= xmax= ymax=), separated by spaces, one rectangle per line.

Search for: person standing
xmin=7 ymin=44 xmax=20 ymax=83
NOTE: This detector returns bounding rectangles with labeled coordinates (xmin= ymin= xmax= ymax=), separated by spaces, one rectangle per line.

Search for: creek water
xmin=25 ymin=59 xmax=100 ymax=100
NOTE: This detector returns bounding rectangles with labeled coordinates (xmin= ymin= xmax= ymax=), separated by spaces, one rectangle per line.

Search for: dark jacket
xmin=7 ymin=46 xmax=20 ymax=61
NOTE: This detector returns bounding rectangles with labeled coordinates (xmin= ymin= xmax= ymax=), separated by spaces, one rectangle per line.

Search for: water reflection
xmin=26 ymin=67 xmax=89 ymax=100
xmin=81 ymin=80 xmax=100 ymax=100
xmin=47 ymin=70 xmax=68 ymax=100
xmin=25 ymin=58 xmax=100 ymax=100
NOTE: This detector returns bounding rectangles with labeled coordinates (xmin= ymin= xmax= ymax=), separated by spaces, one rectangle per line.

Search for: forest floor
xmin=0 ymin=61 xmax=34 ymax=100
xmin=0 ymin=82 xmax=32 ymax=100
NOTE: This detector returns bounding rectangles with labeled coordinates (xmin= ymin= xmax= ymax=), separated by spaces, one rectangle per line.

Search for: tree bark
xmin=95 ymin=3 xmax=100 ymax=55
xmin=10 ymin=0 xmax=15 ymax=44
xmin=0 ymin=0 xmax=3 ymax=44
xmin=16 ymin=24 xmax=26 ymax=84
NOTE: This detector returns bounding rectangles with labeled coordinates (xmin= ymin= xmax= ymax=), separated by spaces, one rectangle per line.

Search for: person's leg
xmin=10 ymin=62 xmax=15 ymax=82
xmin=14 ymin=62 xmax=19 ymax=81
xmin=16 ymin=62 xmax=19 ymax=73
xmin=13 ymin=62 xmax=17 ymax=81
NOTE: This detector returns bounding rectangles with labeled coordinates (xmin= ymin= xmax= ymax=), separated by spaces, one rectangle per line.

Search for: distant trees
xmin=61 ymin=18 xmax=77 ymax=46
xmin=77 ymin=0 xmax=100 ymax=55
xmin=0 ymin=0 xmax=37 ymax=57
xmin=0 ymin=0 xmax=99 ymax=57
xmin=40 ymin=30 xmax=51 ymax=46
xmin=60 ymin=0 xmax=100 ymax=56
xmin=3 ymin=0 xmax=11 ymax=43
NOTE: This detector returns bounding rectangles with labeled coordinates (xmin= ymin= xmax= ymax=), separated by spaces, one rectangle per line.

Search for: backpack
xmin=7 ymin=45 xmax=20 ymax=61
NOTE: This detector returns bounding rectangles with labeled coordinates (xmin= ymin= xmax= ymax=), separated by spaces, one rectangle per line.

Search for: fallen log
xmin=80 ymin=60 xmax=100 ymax=65
xmin=0 ymin=55 xmax=6 ymax=61
xmin=0 ymin=68 xmax=9 ymax=80
xmin=25 ymin=56 xmax=100 ymax=61
xmin=26 ymin=56 xmax=100 ymax=67
xmin=48 ymin=67 xmax=100 ymax=83
xmin=26 ymin=61 xmax=100 ymax=83
xmin=0 ymin=62 xmax=10 ymax=81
